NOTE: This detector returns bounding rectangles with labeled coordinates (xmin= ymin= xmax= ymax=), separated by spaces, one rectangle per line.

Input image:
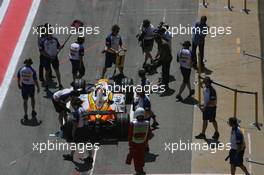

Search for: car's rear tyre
xmin=116 ymin=113 xmax=130 ymax=141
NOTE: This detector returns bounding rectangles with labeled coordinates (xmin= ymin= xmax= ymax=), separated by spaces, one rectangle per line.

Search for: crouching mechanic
xmin=17 ymin=58 xmax=40 ymax=121
xmin=52 ymin=88 xmax=76 ymax=128
xmin=127 ymin=107 xmax=149 ymax=175
xmin=133 ymin=91 xmax=159 ymax=128
xmin=63 ymin=97 xmax=93 ymax=163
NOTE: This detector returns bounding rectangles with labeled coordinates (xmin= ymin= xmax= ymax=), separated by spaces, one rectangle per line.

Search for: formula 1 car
xmin=62 ymin=78 xmax=134 ymax=142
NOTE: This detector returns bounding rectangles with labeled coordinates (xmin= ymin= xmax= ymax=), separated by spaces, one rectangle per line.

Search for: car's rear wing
xmin=82 ymin=110 xmax=123 ymax=116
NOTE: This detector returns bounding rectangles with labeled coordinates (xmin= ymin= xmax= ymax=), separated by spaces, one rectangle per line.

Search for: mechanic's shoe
xmin=195 ymin=133 xmax=206 ymax=139
xmin=59 ymin=84 xmax=63 ymax=90
xmin=39 ymin=77 xmax=44 ymax=82
xmin=176 ymin=94 xmax=183 ymax=101
xmin=159 ymin=89 xmax=170 ymax=97
xmin=212 ymin=132 xmax=220 ymax=140
xmin=63 ymin=154 xmax=73 ymax=161
xmin=50 ymin=74 xmax=56 ymax=79
xmin=151 ymin=121 xmax=159 ymax=128
xmin=189 ymin=89 xmax=195 ymax=97
xmin=55 ymin=130 xmax=63 ymax=138
xmin=31 ymin=111 xmax=37 ymax=117
xmin=145 ymin=147 xmax=150 ymax=153
xmin=135 ymin=171 xmax=146 ymax=175
xmin=23 ymin=114 xmax=29 ymax=121
xmin=83 ymin=156 xmax=93 ymax=163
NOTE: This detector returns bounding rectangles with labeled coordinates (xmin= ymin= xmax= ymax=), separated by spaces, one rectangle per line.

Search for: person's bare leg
xmin=101 ymin=67 xmax=107 ymax=78
xmin=230 ymin=164 xmax=236 ymax=175
xmin=30 ymin=97 xmax=35 ymax=112
xmin=23 ymin=99 xmax=28 ymax=115
xmin=239 ymin=164 xmax=250 ymax=175
xmin=202 ymin=120 xmax=208 ymax=134
xmin=177 ymin=82 xmax=186 ymax=96
xmin=212 ymin=121 xmax=219 ymax=133
xmin=187 ymin=81 xmax=192 ymax=91
xmin=118 ymin=67 xmax=124 ymax=75
xmin=55 ymin=69 xmax=62 ymax=85
xmin=45 ymin=70 xmax=51 ymax=87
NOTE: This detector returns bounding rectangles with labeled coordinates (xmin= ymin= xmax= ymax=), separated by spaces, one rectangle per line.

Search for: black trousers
xmin=161 ymin=59 xmax=172 ymax=89
xmin=39 ymin=54 xmax=52 ymax=80
xmin=192 ymin=41 xmax=205 ymax=66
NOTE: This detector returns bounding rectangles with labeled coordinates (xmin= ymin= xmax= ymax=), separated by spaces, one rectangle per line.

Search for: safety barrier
xmin=196 ymin=55 xmax=262 ymax=130
xmin=200 ymin=0 xmax=250 ymax=14
xmin=243 ymin=50 xmax=264 ymax=60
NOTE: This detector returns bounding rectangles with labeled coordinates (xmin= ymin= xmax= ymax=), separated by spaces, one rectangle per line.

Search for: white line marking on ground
xmin=247 ymin=133 xmax=252 ymax=174
xmin=0 ymin=0 xmax=10 ymax=24
xmin=163 ymin=8 xmax=166 ymax=22
xmin=103 ymin=174 xmax=244 ymax=175
xmin=89 ymin=148 xmax=98 ymax=175
xmin=0 ymin=0 xmax=41 ymax=110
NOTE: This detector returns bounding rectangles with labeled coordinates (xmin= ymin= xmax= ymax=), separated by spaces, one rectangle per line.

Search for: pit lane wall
xmin=192 ymin=0 xmax=264 ymax=174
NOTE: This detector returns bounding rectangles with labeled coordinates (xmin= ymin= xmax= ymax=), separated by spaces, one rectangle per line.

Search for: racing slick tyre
xmin=116 ymin=113 xmax=130 ymax=141
xmin=121 ymin=77 xmax=134 ymax=104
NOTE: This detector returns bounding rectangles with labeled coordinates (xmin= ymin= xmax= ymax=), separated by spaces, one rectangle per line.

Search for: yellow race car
xmin=64 ymin=78 xmax=133 ymax=141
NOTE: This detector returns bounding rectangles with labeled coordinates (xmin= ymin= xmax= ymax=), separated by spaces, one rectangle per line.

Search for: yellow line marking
xmin=236 ymin=37 xmax=241 ymax=45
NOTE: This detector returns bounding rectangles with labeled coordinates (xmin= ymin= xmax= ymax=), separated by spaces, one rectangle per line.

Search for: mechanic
xmin=176 ymin=41 xmax=195 ymax=101
xmin=52 ymin=88 xmax=76 ymax=128
xmin=63 ymin=97 xmax=93 ymax=163
xmin=17 ymin=58 xmax=40 ymax=121
xmin=227 ymin=117 xmax=250 ymax=175
xmin=40 ymin=32 xmax=64 ymax=89
xmin=133 ymin=91 xmax=159 ymax=128
xmin=137 ymin=19 xmax=156 ymax=67
xmin=195 ymin=77 xmax=219 ymax=140
xmin=153 ymin=40 xmax=173 ymax=96
xmin=101 ymin=24 xmax=126 ymax=78
xmin=126 ymin=107 xmax=149 ymax=175
xmin=69 ymin=36 xmax=85 ymax=82
xmin=192 ymin=16 xmax=208 ymax=69
xmin=154 ymin=22 xmax=172 ymax=58
xmin=37 ymin=23 xmax=53 ymax=82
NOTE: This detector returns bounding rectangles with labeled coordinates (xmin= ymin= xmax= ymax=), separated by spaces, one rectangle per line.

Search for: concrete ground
xmin=192 ymin=0 xmax=264 ymax=174
xmin=0 ymin=0 xmax=263 ymax=174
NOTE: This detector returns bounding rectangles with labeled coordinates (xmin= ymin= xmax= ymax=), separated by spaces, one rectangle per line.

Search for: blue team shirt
xmin=133 ymin=95 xmax=151 ymax=111
xmin=105 ymin=33 xmax=122 ymax=51
xmin=192 ymin=22 xmax=208 ymax=45
xmin=17 ymin=66 xmax=37 ymax=85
